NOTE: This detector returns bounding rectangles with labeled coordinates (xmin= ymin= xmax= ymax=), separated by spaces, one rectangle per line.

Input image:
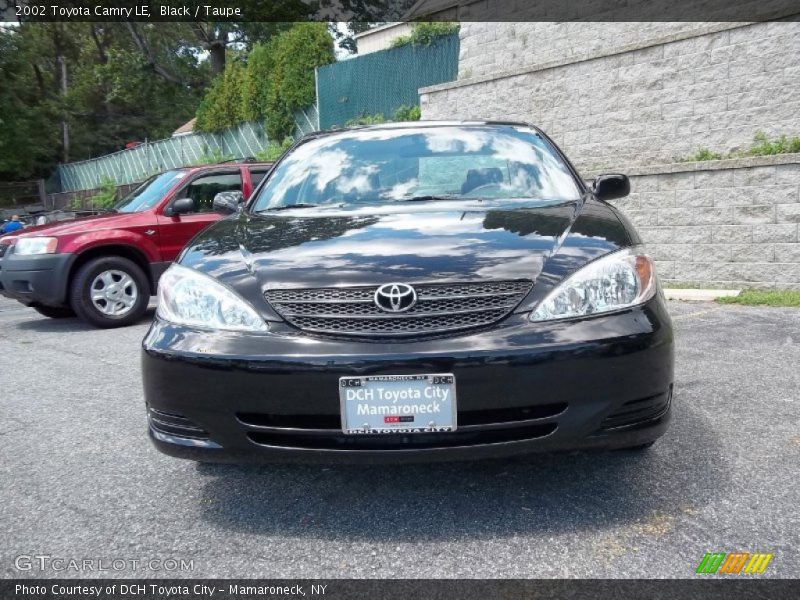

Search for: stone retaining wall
xmin=604 ymin=155 xmax=800 ymax=289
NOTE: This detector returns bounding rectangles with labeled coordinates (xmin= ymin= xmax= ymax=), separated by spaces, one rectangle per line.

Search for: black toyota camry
xmin=142 ymin=121 xmax=674 ymax=463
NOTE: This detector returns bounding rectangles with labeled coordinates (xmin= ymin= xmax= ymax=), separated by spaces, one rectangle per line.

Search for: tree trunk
xmin=208 ymin=42 xmax=226 ymax=77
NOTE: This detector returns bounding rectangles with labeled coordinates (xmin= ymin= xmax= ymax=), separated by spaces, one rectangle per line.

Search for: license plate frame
xmin=339 ymin=373 xmax=457 ymax=435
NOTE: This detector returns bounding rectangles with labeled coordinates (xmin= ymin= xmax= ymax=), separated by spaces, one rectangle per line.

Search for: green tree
xmin=195 ymin=59 xmax=247 ymax=132
xmin=264 ymin=22 xmax=335 ymax=140
xmin=195 ymin=23 xmax=334 ymax=141
xmin=0 ymin=22 xmax=208 ymax=181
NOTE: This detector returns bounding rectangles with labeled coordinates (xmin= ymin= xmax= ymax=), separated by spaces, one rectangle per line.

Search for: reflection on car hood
xmin=12 ymin=212 xmax=131 ymax=237
xmin=181 ymin=199 xmax=632 ymax=294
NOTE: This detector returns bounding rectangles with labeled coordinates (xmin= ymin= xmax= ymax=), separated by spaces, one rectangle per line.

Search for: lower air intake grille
xmin=265 ymin=280 xmax=533 ymax=338
xmin=147 ymin=407 xmax=209 ymax=440
xmin=599 ymin=389 xmax=672 ymax=431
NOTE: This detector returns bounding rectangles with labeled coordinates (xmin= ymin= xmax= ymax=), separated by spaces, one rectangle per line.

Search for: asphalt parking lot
xmin=0 ymin=296 xmax=797 ymax=579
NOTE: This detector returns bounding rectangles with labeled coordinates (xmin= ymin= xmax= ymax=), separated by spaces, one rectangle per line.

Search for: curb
xmin=663 ymin=288 xmax=741 ymax=302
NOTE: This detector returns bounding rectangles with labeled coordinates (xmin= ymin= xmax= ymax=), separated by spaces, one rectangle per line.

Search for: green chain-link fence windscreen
xmin=317 ymin=34 xmax=459 ymax=130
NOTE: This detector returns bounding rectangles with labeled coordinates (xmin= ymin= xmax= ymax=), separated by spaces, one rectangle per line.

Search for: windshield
xmin=114 ymin=170 xmax=186 ymax=213
xmin=251 ymin=126 xmax=581 ymax=211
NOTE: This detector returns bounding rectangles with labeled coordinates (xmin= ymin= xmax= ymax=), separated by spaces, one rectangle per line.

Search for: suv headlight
xmin=14 ymin=237 xmax=58 ymax=255
xmin=530 ymin=247 xmax=657 ymax=322
xmin=157 ymin=263 xmax=268 ymax=332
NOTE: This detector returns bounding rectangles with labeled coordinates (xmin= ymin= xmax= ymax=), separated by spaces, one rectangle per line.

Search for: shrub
xmin=749 ymin=131 xmax=800 ymax=156
xmin=393 ymin=104 xmax=421 ymax=121
xmin=345 ymin=105 xmax=421 ymax=127
xmin=255 ymin=137 xmax=295 ymax=161
xmin=684 ymin=148 xmax=723 ymax=162
xmin=346 ymin=113 xmax=387 ymax=127
xmin=72 ymin=176 xmax=117 ymax=210
xmin=389 ymin=23 xmax=460 ymax=48
xmin=193 ymin=148 xmax=233 ymax=165
xmin=681 ymin=132 xmax=800 ymax=162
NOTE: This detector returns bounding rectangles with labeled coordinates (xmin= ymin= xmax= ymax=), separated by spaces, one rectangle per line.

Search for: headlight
xmin=530 ymin=247 xmax=657 ymax=322
xmin=14 ymin=237 xmax=58 ymax=255
xmin=157 ymin=263 xmax=268 ymax=332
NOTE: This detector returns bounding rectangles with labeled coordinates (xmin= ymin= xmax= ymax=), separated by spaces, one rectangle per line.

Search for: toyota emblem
xmin=374 ymin=283 xmax=417 ymax=313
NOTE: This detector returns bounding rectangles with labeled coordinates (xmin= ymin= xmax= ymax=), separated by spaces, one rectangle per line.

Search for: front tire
xmin=69 ymin=256 xmax=150 ymax=328
xmin=33 ymin=305 xmax=75 ymax=319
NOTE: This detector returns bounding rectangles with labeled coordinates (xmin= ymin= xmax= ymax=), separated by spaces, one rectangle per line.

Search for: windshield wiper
xmin=259 ymin=203 xmax=320 ymax=212
xmin=390 ymin=195 xmax=464 ymax=203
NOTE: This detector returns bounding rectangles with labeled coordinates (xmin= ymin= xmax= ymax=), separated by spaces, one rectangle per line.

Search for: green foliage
xmin=71 ymin=176 xmax=117 ymax=210
xmin=195 ymin=60 xmax=247 ymax=133
xmin=239 ymin=43 xmax=276 ymax=123
xmin=346 ymin=113 xmax=387 ymax=126
xmin=0 ymin=22 xmax=207 ymax=181
xmin=683 ymin=148 xmax=723 ymax=162
xmin=393 ymin=104 xmax=421 ymax=121
xmin=749 ymin=131 xmax=800 ymax=156
xmin=345 ymin=104 xmax=421 ymax=127
xmin=192 ymin=148 xmax=234 ymax=166
xmin=194 ymin=23 xmax=334 ymax=141
xmin=264 ymin=23 xmax=335 ymax=140
xmin=716 ymin=289 xmax=800 ymax=307
xmin=682 ymin=132 xmax=800 ymax=162
xmin=255 ymin=137 xmax=295 ymax=161
xmin=389 ymin=22 xmax=460 ymax=48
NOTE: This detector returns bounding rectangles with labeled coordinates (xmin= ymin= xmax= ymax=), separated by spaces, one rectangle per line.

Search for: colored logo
xmin=696 ymin=552 xmax=773 ymax=574
xmin=374 ymin=283 xmax=417 ymax=313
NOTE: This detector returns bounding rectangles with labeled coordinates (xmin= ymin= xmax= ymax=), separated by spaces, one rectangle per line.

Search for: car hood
xmin=12 ymin=212 xmax=135 ymax=237
xmin=181 ymin=199 xmax=632 ymax=308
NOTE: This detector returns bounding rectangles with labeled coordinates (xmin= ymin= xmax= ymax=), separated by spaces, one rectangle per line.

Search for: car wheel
xmin=33 ymin=305 xmax=76 ymax=319
xmin=70 ymin=256 xmax=150 ymax=328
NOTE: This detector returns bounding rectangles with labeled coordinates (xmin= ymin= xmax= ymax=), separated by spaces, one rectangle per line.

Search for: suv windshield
xmin=251 ymin=126 xmax=580 ymax=211
xmin=114 ymin=170 xmax=186 ymax=213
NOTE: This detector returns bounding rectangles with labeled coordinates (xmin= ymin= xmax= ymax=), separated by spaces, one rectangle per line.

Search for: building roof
xmin=172 ymin=117 xmax=196 ymax=137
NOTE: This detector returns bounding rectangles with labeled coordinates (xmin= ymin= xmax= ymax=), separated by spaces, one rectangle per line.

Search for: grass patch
xmin=680 ymin=131 xmax=800 ymax=162
xmin=716 ymin=289 xmax=800 ymax=307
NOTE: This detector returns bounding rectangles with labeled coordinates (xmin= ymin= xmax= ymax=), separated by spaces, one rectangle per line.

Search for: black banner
xmin=2 ymin=0 xmax=800 ymax=23
xmin=3 ymin=579 xmax=800 ymax=600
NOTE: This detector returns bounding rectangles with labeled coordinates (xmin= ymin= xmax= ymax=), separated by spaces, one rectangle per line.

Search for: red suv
xmin=0 ymin=162 xmax=272 ymax=327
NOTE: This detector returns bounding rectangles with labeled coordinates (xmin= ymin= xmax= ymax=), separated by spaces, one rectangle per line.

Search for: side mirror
xmin=213 ymin=191 xmax=244 ymax=215
xmin=593 ymin=174 xmax=630 ymax=201
xmin=165 ymin=197 xmax=194 ymax=216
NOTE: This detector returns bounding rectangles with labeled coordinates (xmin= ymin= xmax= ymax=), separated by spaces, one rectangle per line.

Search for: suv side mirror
xmin=213 ymin=191 xmax=244 ymax=215
xmin=593 ymin=174 xmax=630 ymax=201
xmin=165 ymin=197 xmax=194 ymax=216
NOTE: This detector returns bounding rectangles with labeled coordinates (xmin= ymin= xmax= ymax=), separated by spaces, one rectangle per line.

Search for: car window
xmin=114 ymin=171 xmax=186 ymax=213
xmin=249 ymin=168 xmax=271 ymax=188
xmin=251 ymin=126 xmax=580 ymax=211
xmin=180 ymin=172 xmax=242 ymax=213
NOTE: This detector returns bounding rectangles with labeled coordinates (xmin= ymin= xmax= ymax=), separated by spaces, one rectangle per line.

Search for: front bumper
xmin=142 ymin=296 xmax=674 ymax=463
xmin=0 ymin=252 xmax=74 ymax=307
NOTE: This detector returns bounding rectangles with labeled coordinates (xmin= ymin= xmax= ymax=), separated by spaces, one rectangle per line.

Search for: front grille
xmin=265 ymin=280 xmax=533 ymax=338
xmin=237 ymin=402 xmax=563 ymax=451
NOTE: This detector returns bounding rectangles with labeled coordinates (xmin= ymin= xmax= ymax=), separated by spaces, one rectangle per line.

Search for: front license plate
xmin=339 ymin=374 xmax=457 ymax=435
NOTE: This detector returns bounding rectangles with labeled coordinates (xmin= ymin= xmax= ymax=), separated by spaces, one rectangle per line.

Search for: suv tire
xmin=70 ymin=256 xmax=150 ymax=328
xmin=33 ymin=305 xmax=76 ymax=319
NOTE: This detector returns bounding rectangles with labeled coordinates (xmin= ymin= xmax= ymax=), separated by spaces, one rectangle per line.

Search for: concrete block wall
xmin=419 ymin=21 xmax=800 ymax=287
xmin=420 ymin=21 xmax=800 ymax=169
xmin=604 ymin=156 xmax=800 ymax=289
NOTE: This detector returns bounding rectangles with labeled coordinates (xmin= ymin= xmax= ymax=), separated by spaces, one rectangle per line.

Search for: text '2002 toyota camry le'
xmin=142 ymin=122 xmax=674 ymax=463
